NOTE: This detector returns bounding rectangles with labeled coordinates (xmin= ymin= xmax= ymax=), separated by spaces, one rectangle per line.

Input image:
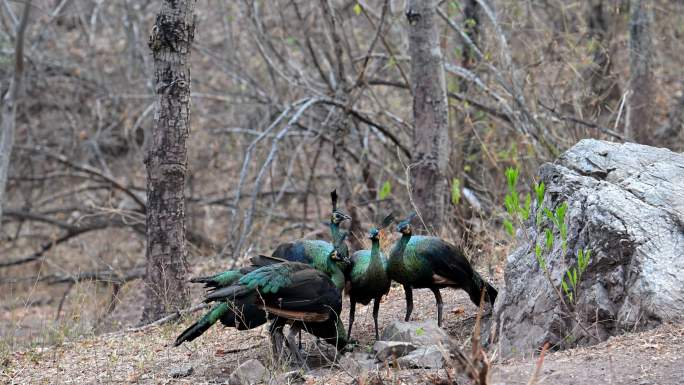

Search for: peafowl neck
xmin=330 ymin=267 xmax=345 ymax=291
xmin=397 ymin=233 xmax=411 ymax=258
xmin=330 ymin=222 xmax=349 ymax=257
xmin=389 ymin=233 xmax=411 ymax=270
xmin=332 ymin=317 xmax=349 ymax=350
xmin=369 ymin=238 xmax=383 ymax=270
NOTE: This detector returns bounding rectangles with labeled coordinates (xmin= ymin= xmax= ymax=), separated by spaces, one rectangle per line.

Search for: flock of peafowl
xmin=174 ymin=191 xmax=498 ymax=367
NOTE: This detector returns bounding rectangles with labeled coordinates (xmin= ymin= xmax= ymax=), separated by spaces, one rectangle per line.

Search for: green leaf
xmin=535 ymin=244 xmax=546 ymax=270
xmin=503 ymin=219 xmax=515 ymax=237
xmin=534 ymin=181 xmax=545 ymax=207
xmin=415 ymin=327 xmax=425 ymax=336
xmin=504 ymin=194 xmax=516 ymax=216
xmin=544 ymin=228 xmax=553 ymax=250
xmin=555 ymin=202 xmax=568 ymax=226
xmin=505 ymin=167 xmax=519 ymax=193
xmin=378 ymin=181 xmax=391 ymax=200
xmin=521 ymin=193 xmax=531 ymax=220
xmin=544 ymin=208 xmax=555 ymax=224
xmin=451 ymin=178 xmax=461 ymax=205
xmin=353 ymin=3 xmax=362 ymax=16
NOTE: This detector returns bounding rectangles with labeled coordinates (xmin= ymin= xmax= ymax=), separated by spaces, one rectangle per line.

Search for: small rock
xmin=169 ymin=364 xmax=193 ymax=378
xmin=396 ymin=346 xmax=445 ymax=369
xmin=339 ymin=355 xmax=378 ymax=377
xmin=349 ymin=352 xmax=373 ymax=361
xmin=229 ymin=359 xmax=267 ymax=385
xmin=373 ymin=340 xmax=417 ymax=361
xmin=274 ymin=370 xmax=304 ymax=384
xmin=381 ymin=320 xmax=450 ymax=347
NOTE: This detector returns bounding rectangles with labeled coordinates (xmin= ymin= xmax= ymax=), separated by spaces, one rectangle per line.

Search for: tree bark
xmin=583 ymin=0 xmax=620 ymax=115
xmin=626 ymin=0 xmax=655 ymax=144
xmin=406 ymin=0 xmax=450 ymax=233
xmin=0 ymin=1 xmax=31 ymax=236
xmin=141 ymin=0 xmax=196 ymax=323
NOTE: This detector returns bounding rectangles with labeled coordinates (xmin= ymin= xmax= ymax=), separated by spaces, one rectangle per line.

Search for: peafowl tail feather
xmin=174 ymin=303 xmax=228 ymax=346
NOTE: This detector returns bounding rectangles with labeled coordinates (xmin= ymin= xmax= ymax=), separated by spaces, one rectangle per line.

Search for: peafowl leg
xmin=430 ymin=287 xmax=444 ymax=327
xmin=269 ymin=321 xmax=285 ymax=360
xmin=403 ymin=284 xmax=414 ymax=322
xmin=285 ymin=325 xmax=308 ymax=369
xmin=372 ymin=297 xmax=381 ymax=340
xmin=347 ymin=299 xmax=356 ymax=340
xmin=298 ymin=330 xmax=302 ymax=350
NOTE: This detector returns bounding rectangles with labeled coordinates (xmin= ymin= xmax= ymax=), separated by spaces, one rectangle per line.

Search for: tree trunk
xmin=583 ymin=0 xmax=620 ymax=116
xmin=0 ymin=1 xmax=30 ymax=236
xmin=406 ymin=0 xmax=450 ymax=233
xmin=141 ymin=0 xmax=196 ymax=323
xmin=626 ymin=0 xmax=655 ymax=144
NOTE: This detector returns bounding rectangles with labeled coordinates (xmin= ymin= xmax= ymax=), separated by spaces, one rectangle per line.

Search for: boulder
xmin=229 ymin=359 xmax=267 ymax=385
xmin=380 ymin=320 xmax=450 ymax=347
xmin=495 ymin=140 xmax=684 ymax=357
xmin=373 ymin=341 xmax=417 ymax=361
xmin=396 ymin=346 xmax=446 ymax=369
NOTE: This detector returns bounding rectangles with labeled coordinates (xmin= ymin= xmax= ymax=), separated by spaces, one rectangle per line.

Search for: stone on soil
xmin=229 ymin=359 xmax=268 ymax=385
xmin=380 ymin=320 xmax=450 ymax=347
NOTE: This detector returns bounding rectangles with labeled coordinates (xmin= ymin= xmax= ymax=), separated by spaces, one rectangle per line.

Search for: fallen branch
xmin=127 ymin=302 xmax=209 ymax=332
xmin=0 ymin=266 xmax=145 ymax=285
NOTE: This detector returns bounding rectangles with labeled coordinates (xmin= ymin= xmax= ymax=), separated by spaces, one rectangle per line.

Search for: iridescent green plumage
xmin=205 ymin=262 xmax=349 ymax=363
xmin=388 ymin=214 xmax=498 ymax=326
xmin=270 ymin=190 xmax=351 ymax=290
xmin=175 ymin=191 xmax=351 ymax=352
xmin=346 ymin=214 xmax=393 ymax=340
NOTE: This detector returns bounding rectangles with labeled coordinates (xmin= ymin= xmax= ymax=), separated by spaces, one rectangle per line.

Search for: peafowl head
xmin=368 ymin=212 xmax=394 ymax=240
xmin=368 ymin=228 xmax=380 ymax=240
xmin=329 ymin=232 xmax=351 ymax=266
xmin=330 ymin=189 xmax=352 ymax=225
xmin=331 ymin=210 xmax=351 ymax=225
xmin=396 ymin=212 xmax=416 ymax=235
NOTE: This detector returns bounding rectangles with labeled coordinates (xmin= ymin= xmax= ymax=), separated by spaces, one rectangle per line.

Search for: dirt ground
xmin=2 ymin=279 xmax=683 ymax=385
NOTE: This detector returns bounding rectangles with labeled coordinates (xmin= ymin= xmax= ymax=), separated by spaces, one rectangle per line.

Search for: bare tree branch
xmin=0 ymin=0 xmax=31 ymax=234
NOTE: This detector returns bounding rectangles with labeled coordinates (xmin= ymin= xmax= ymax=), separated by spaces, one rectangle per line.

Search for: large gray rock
xmin=380 ymin=320 xmax=450 ymax=347
xmin=395 ymin=346 xmax=446 ymax=369
xmin=495 ymin=140 xmax=684 ymax=357
xmin=229 ymin=359 xmax=267 ymax=385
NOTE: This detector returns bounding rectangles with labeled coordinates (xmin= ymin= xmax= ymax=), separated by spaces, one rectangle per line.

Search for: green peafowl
xmin=174 ymin=190 xmax=351 ymax=347
xmin=388 ymin=213 xmax=498 ymax=327
xmin=346 ymin=213 xmax=394 ymax=341
xmin=271 ymin=190 xmax=351 ymax=273
xmin=203 ymin=261 xmax=348 ymax=366
xmin=174 ymin=241 xmax=348 ymax=346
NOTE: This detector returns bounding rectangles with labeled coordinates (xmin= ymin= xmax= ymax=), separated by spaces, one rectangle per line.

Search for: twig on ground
xmin=127 ymin=302 xmax=209 ymax=332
